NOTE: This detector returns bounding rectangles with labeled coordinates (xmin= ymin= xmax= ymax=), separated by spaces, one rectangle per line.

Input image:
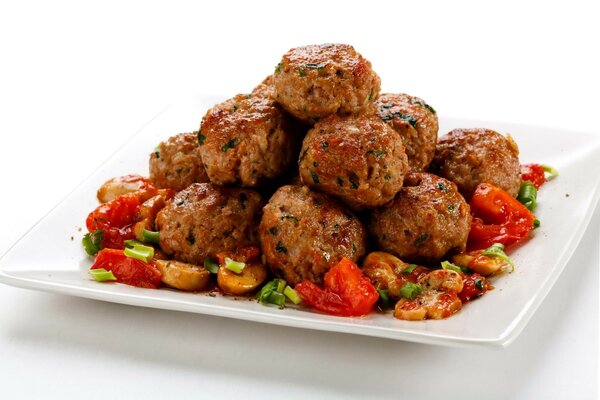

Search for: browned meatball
xmin=156 ymin=183 xmax=263 ymax=264
xmin=369 ymin=173 xmax=471 ymax=264
xmin=375 ymin=93 xmax=439 ymax=172
xmin=429 ymin=128 xmax=521 ymax=199
xmin=198 ymin=84 xmax=302 ymax=187
xmin=149 ymin=132 xmax=209 ymax=191
xmin=273 ymin=43 xmax=381 ymax=123
xmin=259 ymin=185 xmax=367 ymax=286
xmin=298 ymin=115 xmax=408 ymax=210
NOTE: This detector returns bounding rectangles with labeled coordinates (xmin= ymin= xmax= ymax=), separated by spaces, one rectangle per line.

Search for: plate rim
xmin=1 ymin=97 xmax=599 ymax=349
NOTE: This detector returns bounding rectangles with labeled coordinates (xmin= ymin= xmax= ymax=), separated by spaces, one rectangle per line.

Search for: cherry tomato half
xmin=91 ymin=248 xmax=161 ymax=289
xmin=520 ymin=163 xmax=546 ymax=189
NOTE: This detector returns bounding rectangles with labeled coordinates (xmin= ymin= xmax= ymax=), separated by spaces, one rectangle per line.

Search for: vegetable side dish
xmin=82 ymin=43 xmax=558 ymax=321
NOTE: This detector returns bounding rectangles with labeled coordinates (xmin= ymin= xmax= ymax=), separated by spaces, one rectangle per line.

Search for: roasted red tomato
xmin=90 ymin=248 xmax=161 ymax=289
xmin=519 ymin=163 xmax=546 ymax=189
xmin=87 ymin=176 xmax=159 ymax=249
xmin=295 ymin=257 xmax=379 ymax=317
xmin=468 ymin=183 xmax=535 ymax=251
xmin=86 ymin=193 xmax=141 ymax=249
xmin=458 ymin=273 xmax=491 ymax=303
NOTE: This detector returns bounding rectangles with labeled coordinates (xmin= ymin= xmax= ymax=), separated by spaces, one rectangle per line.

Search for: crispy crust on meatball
xmin=375 ymin=93 xmax=439 ymax=172
xmin=369 ymin=173 xmax=471 ymax=264
xmin=149 ymin=132 xmax=209 ymax=191
xmin=273 ymin=43 xmax=381 ymax=123
xmin=199 ymin=84 xmax=302 ymax=187
xmin=259 ymin=185 xmax=367 ymax=286
xmin=156 ymin=183 xmax=263 ymax=264
xmin=298 ymin=115 xmax=408 ymax=210
xmin=429 ymin=128 xmax=521 ymax=199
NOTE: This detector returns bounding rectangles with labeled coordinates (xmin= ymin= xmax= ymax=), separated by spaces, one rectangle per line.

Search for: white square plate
xmin=1 ymin=95 xmax=598 ymax=348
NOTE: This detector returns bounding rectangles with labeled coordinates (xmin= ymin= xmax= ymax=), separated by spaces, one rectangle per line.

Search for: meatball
xmin=156 ymin=183 xmax=263 ymax=264
xmin=298 ymin=115 xmax=408 ymax=210
xmin=259 ymin=185 xmax=367 ymax=286
xmin=273 ymin=43 xmax=381 ymax=123
xmin=429 ymin=128 xmax=521 ymax=199
xmin=369 ymin=173 xmax=471 ymax=264
xmin=375 ymin=93 xmax=439 ymax=172
xmin=198 ymin=84 xmax=302 ymax=187
xmin=149 ymin=132 xmax=209 ymax=191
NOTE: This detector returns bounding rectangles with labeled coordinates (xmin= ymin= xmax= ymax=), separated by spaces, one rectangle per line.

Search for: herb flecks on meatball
xmin=369 ymin=173 xmax=471 ymax=264
xmin=273 ymin=43 xmax=381 ymax=123
xmin=149 ymin=132 xmax=209 ymax=191
xmin=429 ymin=128 xmax=521 ymax=199
xmin=375 ymin=93 xmax=439 ymax=172
xmin=156 ymin=183 xmax=263 ymax=264
xmin=199 ymin=81 xmax=302 ymax=187
xmin=259 ymin=185 xmax=367 ymax=286
xmin=299 ymin=115 xmax=408 ymax=210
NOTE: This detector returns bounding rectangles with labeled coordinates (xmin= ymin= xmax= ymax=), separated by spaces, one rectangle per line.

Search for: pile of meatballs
xmin=150 ymin=43 xmax=522 ymax=290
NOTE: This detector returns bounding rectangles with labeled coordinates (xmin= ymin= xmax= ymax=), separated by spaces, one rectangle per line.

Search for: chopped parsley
xmin=413 ymin=100 xmax=436 ymax=114
xmin=348 ymin=172 xmax=359 ymax=189
xmin=274 ymin=62 xmax=283 ymax=74
xmin=298 ymin=67 xmax=306 ymax=77
xmin=379 ymin=112 xmax=418 ymax=127
xmin=275 ymin=241 xmax=287 ymax=253
xmin=413 ymin=233 xmax=430 ymax=246
xmin=281 ymin=215 xmax=299 ymax=223
xmin=366 ymin=149 xmax=387 ymax=159
xmin=186 ymin=234 xmax=196 ymax=245
xmin=221 ymin=138 xmax=239 ymax=152
xmin=310 ymin=171 xmax=320 ymax=184
xmin=299 ymin=148 xmax=308 ymax=162
xmin=197 ymin=132 xmax=206 ymax=145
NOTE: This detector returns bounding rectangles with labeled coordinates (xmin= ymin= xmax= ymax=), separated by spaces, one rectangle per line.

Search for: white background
xmin=0 ymin=1 xmax=598 ymax=399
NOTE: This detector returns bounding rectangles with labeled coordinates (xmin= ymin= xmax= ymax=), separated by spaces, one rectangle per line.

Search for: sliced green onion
xmin=256 ymin=280 xmax=277 ymax=304
xmin=89 ymin=268 xmax=117 ymax=282
xmin=257 ymin=280 xmax=301 ymax=307
xmin=124 ymin=239 xmax=145 ymax=248
xmin=274 ymin=278 xmax=287 ymax=293
xmin=124 ymin=243 xmax=154 ymax=263
xmin=533 ymin=219 xmax=541 ymax=229
xmin=223 ymin=257 xmax=246 ymax=274
xmin=402 ymin=264 xmax=417 ymax=274
xmin=400 ymin=282 xmax=422 ymax=300
xmin=267 ymin=291 xmax=286 ymax=307
xmin=203 ymin=257 xmax=219 ymax=274
xmin=441 ymin=260 xmax=462 ymax=274
xmin=283 ymin=286 xmax=302 ymax=305
xmin=82 ymin=229 xmax=103 ymax=256
xmin=517 ymin=181 xmax=538 ymax=211
xmin=141 ymin=229 xmax=160 ymax=244
xmin=542 ymin=164 xmax=559 ymax=180
xmin=481 ymin=242 xmax=515 ymax=272
xmin=376 ymin=288 xmax=391 ymax=309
